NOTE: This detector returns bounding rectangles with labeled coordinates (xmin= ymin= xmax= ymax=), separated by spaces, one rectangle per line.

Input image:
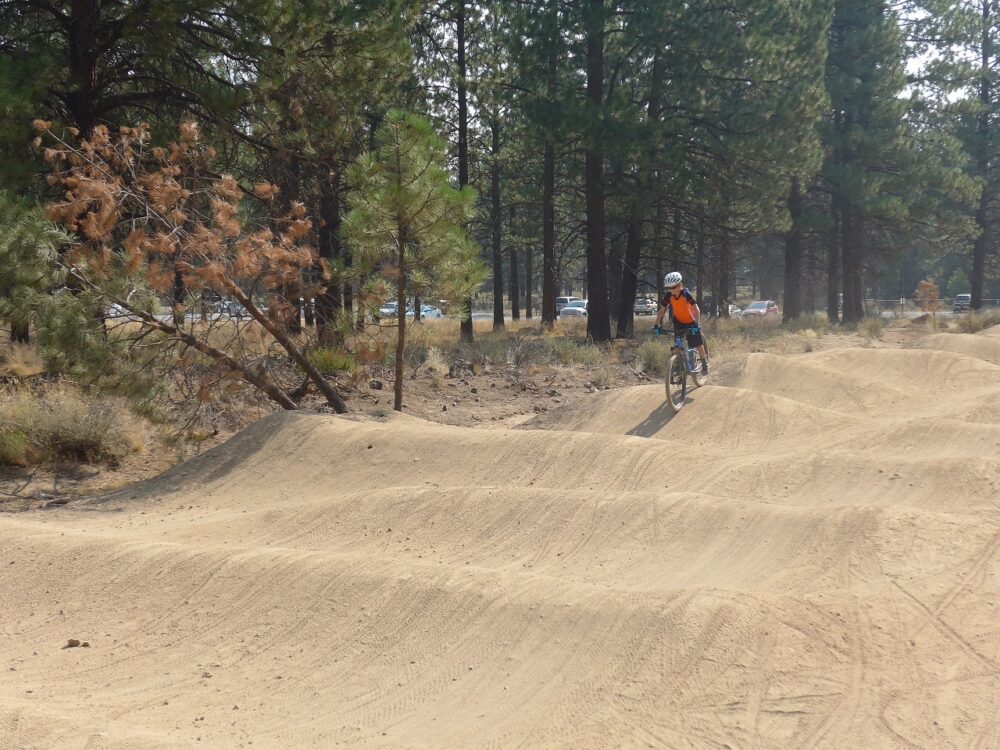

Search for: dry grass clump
xmin=783 ymin=312 xmax=829 ymax=333
xmin=859 ymin=316 xmax=884 ymax=339
xmin=637 ymin=338 xmax=669 ymax=374
xmin=0 ymin=384 xmax=145 ymax=467
xmin=953 ymin=309 xmax=1000 ymax=333
xmin=0 ymin=342 xmax=46 ymax=379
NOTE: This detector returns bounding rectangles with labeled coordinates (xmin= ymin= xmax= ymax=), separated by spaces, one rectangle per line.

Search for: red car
xmin=742 ymin=300 xmax=780 ymax=318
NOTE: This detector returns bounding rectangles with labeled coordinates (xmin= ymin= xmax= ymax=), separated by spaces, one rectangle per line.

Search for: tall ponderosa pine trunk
xmin=491 ymin=118 xmax=504 ymax=330
xmin=616 ymin=49 xmax=664 ymax=338
xmin=510 ymin=246 xmax=520 ymax=320
xmin=67 ymin=0 xmax=101 ymax=136
xmin=542 ymin=142 xmax=556 ymax=326
xmin=584 ymin=0 xmax=610 ymax=341
xmin=616 ymin=201 xmax=642 ymax=338
xmin=540 ymin=24 xmax=558 ymax=328
xmin=524 ymin=242 xmax=533 ymax=318
xmin=316 ymin=170 xmax=344 ymax=344
xmin=827 ymin=191 xmax=841 ymax=324
xmin=783 ymin=177 xmax=804 ymax=321
xmin=457 ymin=0 xmax=474 ymax=342
xmin=394 ymin=223 xmax=407 ymax=412
xmin=972 ymin=0 xmax=993 ymax=310
xmin=841 ymin=202 xmax=865 ymax=324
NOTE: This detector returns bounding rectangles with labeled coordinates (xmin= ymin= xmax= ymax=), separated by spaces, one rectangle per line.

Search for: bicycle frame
xmin=671 ymin=330 xmax=700 ymax=374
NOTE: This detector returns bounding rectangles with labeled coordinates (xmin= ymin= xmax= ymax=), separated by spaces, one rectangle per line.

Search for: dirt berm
xmin=3 ymin=327 xmax=1000 ymax=748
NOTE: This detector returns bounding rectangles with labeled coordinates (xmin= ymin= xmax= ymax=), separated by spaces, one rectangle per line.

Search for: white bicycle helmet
xmin=664 ymin=271 xmax=683 ymax=287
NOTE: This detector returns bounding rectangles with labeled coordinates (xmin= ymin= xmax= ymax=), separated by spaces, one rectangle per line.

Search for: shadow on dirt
xmin=626 ymin=401 xmax=677 ymax=437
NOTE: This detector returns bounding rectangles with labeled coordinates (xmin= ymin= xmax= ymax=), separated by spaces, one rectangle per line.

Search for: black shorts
xmin=673 ymin=323 xmax=704 ymax=348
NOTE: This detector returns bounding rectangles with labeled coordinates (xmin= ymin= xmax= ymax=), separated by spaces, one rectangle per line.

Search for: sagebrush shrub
xmin=0 ymin=386 xmax=142 ymax=467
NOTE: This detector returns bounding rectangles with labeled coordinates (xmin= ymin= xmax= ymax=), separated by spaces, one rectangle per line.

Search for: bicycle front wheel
xmin=665 ymin=351 xmax=687 ymax=413
xmin=690 ymin=349 xmax=707 ymax=387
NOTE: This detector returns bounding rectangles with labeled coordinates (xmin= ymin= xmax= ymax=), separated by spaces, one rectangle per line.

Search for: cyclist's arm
xmin=655 ymin=296 xmax=670 ymax=327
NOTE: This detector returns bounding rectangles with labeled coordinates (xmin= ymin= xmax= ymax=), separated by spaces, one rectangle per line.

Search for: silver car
xmin=559 ymin=299 xmax=588 ymax=318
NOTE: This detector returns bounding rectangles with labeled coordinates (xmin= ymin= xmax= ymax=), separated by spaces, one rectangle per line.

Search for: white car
xmin=555 ymin=296 xmax=581 ymax=315
xmin=406 ymin=304 xmax=444 ymax=319
xmin=633 ymin=297 xmax=658 ymax=315
xmin=559 ymin=299 xmax=588 ymax=318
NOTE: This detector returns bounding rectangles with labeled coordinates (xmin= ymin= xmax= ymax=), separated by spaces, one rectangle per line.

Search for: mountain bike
xmin=654 ymin=326 xmax=707 ymax=413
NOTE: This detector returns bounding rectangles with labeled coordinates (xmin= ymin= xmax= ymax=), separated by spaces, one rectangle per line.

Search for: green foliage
xmin=0 ymin=191 xmax=67 ymax=338
xmin=543 ymin=337 xmax=604 ymax=366
xmin=0 ymin=429 xmax=28 ymax=465
xmin=344 ymin=111 xmax=486 ymax=306
xmin=306 ymin=348 xmax=356 ymax=376
xmin=637 ymin=339 xmax=669 ymax=375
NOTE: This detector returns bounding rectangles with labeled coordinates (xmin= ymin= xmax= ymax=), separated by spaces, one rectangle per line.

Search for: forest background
xmin=1 ymin=0 xmax=1000 ymax=424
xmin=4 ymin=0 xmax=1000 ymax=332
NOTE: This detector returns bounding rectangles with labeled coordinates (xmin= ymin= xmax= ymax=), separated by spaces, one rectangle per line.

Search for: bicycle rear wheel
xmin=665 ymin=351 xmax=687 ymax=412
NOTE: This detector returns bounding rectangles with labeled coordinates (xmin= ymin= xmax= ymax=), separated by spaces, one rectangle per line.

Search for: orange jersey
xmin=661 ymin=288 xmax=698 ymax=325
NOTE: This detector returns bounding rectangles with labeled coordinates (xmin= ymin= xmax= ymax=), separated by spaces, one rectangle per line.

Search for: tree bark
xmin=584 ymin=0 xmax=610 ymax=342
xmin=524 ymin=234 xmax=533 ymax=319
xmin=616 ymin=201 xmax=642 ymax=338
xmin=316 ymin=168 xmax=344 ymax=344
xmin=394 ymin=223 xmax=407 ymax=411
xmin=783 ymin=176 xmax=804 ymax=322
xmin=973 ymin=0 xmax=992 ymax=310
xmin=10 ymin=321 xmax=29 ymax=344
xmin=227 ymin=285 xmax=348 ymax=412
xmin=457 ymin=0 xmax=474 ymax=342
xmin=67 ymin=0 xmax=101 ymax=136
xmin=510 ymin=246 xmax=520 ymax=320
xmin=840 ymin=202 xmax=865 ymax=325
xmin=827 ymin=192 xmax=841 ymax=324
xmin=491 ymin=118 xmax=504 ymax=330
xmin=542 ymin=141 xmax=556 ymax=327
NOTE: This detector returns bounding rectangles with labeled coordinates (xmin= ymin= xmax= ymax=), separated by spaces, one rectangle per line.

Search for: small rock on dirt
xmin=370 ymin=379 xmax=384 ymax=390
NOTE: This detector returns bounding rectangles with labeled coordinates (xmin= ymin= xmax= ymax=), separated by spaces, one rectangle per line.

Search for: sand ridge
xmin=2 ymin=328 xmax=1000 ymax=748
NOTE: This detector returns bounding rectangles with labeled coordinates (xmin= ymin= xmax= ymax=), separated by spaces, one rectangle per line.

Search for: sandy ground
xmin=3 ymin=326 xmax=1000 ymax=748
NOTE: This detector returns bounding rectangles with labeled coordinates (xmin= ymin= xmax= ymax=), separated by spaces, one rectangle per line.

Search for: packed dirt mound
xmin=921 ymin=329 xmax=1000 ymax=366
xmin=3 ymin=342 xmax=1000 ymax=748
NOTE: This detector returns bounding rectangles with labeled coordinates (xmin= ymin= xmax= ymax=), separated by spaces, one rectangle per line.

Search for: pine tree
xmin=0 ymin=192 xmax=67 ymax=343
xmin=343 ymin=111 xmax=485 ymax=411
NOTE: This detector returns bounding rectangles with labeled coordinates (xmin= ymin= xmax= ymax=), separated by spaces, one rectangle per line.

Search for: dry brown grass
xmin=0 ymin=342 xmax=46 ymax=379
xmin=0 ymin=382 xmax=147 ymax=467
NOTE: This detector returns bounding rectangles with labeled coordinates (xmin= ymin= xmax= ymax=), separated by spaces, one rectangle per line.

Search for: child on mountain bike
xmin=653 ymin=271 xmax=709 ymax=375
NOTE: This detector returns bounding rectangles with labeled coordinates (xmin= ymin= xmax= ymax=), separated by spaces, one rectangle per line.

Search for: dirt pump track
xmin=3 ymin=327 xmax=1000 ymax=748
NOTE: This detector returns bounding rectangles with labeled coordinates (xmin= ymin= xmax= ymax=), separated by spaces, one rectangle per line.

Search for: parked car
xmin=633 ymin=297 xmax=658 ymax=315
xmin=559 ymin=299 xmax=588 ymax=318
xmin=742 ymin=299 xmax=780 ymax=318
xmin=215 ymin=299 xmax=246 ymax=319
xmin=406 ymin=304 xmax=444 ymax=319
xmin=555 ymin=296 xmax=581 ymax=315
xmin=953 ymin=293 xmax=972 ymax=313
xmin=726 ymin=303 xmax=743 ymax=319
xmin=378 ymin=301 xmax=399 ymax=318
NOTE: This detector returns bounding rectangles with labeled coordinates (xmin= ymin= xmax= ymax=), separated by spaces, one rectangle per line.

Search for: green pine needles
xmin=343 ymin=111 xmax=486 ymax=411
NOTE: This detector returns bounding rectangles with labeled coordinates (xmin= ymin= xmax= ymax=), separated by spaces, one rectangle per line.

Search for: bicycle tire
xmin=691 ymin=349 xmax=707 ymax=387
xmin=665 ymin=351 xmax=686 ymax=412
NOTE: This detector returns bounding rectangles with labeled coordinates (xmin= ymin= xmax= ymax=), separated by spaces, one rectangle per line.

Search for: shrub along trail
xmin=3 ymin=327 xmax=1000 ymax=748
